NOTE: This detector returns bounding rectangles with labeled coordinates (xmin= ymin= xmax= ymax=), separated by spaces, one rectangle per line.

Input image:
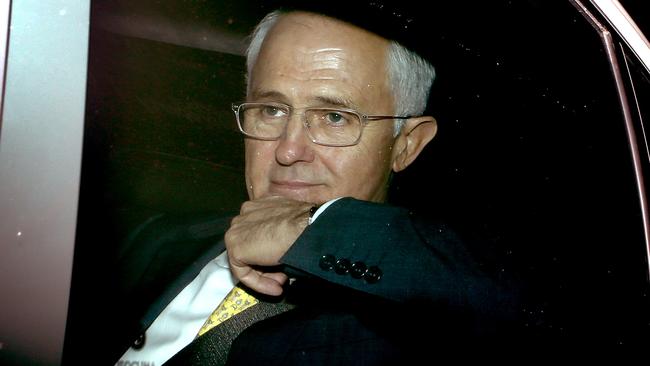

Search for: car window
xmin=66 ymin=0 xmax=650 ymax=351
xmin=389 ymin=0 xmax=649 ymax=343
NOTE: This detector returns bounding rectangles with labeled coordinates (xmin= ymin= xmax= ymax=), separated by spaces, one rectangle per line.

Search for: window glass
xmin=388 ymin=1 xmax=650 ymax=344
xmin=66 ymin=1 xmax=650 ymax=357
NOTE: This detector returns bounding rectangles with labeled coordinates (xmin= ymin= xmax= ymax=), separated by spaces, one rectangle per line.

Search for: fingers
xmin=233 ymin=263 xmax=288 ymax=296
xmin=226 ymin=198 xmax=313 ymax=266
xmin=226 ymin=196 xmax=313 ymax=296
xmin=237 ymin=196 xmax=312 ymax=222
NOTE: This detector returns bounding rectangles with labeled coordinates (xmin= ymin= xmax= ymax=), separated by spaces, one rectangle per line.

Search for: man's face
xmin=244 ymin=12 xmax=399 ymax=205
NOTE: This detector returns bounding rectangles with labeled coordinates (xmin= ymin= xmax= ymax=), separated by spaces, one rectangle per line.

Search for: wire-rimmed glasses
xmin=232 ymin=102 xmax=411 ymax=147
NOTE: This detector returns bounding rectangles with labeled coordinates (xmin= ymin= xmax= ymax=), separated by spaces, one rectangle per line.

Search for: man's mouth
xmin=268 ymin=179 xmax=325 ymax=198
xmin=269 ymin=180 xmax=320 ymax=191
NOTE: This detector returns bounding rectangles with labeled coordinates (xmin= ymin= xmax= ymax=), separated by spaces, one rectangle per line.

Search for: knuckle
xmin=224 ymin=229 xmax=236 ymax=248
xmin=240 ymin=200 xmax=254 ymax=213
xmin=230 ymin=215 xmax=240 ymax=226
xmin=224 ymin=232 xmax=244 ymax=260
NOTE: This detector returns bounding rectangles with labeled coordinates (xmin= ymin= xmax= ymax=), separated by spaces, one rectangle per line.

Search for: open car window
xmin=65 ymin=0 xmax=650 ymax=348
xmin=2 ymin=1 xmax=647 ymax=363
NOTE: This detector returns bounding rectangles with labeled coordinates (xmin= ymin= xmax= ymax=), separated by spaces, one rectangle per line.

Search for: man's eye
xmin=262 ymin=106 xmax=286 ymax=118
xmin=325 ymin=112 xmax=347 ymax=125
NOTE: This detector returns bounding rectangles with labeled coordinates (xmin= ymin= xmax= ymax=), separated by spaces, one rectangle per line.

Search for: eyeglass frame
xmin=231 ymin=101 xmax=413 ymax=147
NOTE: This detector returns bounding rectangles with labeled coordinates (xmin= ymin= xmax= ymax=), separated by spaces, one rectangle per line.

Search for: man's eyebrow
xmin=249 ymin=90 xmax=287 ymax=102
xmin=312 ymin=95 xmax=359 ymax=110
xmin=249 ymin=90 xmax=360 ymax=110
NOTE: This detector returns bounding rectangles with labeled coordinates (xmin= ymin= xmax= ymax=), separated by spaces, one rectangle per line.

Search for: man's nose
xmin=274 ymin=113 xmax=315 ymax=166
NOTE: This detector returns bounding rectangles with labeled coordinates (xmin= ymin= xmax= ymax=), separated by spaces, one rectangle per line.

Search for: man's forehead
xmin=265 ymin=0 xmax=430 ymax=61
xmin=259 ymin=14 xmax=389 ymax=82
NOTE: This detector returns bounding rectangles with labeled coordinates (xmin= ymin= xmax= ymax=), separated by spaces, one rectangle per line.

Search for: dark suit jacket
xmin=106 ymin=198 xmax=521 ymax=364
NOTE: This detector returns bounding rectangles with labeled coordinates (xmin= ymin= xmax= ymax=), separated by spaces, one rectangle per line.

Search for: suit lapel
xmin=115 ymin=212 xmax=231 ymax=358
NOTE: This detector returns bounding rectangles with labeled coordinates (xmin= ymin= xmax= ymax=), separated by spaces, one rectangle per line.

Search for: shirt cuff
xmin=308 ymin=197 xmax=343 ymax=225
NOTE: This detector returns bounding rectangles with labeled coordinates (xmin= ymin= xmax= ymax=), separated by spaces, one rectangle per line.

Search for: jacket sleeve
xmin=280 ymin=197 xmax=521 ymax=325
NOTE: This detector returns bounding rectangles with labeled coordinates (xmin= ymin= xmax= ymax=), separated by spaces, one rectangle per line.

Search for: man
xmin=113 ymin=6 xmax=519 ymax=366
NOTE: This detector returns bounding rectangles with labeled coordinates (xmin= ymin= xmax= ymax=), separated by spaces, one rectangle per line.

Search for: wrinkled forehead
xmin=256 ymin=12 xmax=391 ymax=84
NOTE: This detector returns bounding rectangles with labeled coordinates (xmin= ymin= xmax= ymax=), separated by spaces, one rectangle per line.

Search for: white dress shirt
xmin=117 ymin=251 xmax=235 ymax=365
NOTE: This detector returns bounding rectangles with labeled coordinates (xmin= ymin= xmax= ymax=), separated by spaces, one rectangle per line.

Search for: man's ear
xmin=391 ymin=116 xmax=437 ymax=172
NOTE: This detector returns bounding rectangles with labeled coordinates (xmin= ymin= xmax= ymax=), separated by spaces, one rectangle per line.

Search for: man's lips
xmin=270 ymin=180 xmax=320 ymax=189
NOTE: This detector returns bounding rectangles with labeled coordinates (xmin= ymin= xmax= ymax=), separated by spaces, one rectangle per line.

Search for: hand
xmin=225 ymin=196 xmax=314 ymax=296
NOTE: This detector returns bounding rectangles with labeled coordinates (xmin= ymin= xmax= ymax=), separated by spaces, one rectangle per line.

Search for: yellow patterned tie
xmin=196 ymin=284 xmax=259 ymax=337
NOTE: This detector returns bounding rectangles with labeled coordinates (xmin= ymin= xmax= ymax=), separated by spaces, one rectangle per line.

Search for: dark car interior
xmin=64 ymin=0 xmax=650 ymax=357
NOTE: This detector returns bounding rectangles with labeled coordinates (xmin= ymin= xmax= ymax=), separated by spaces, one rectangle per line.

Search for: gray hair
xmin=245 ymin=10 xmax=436 ymax=135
